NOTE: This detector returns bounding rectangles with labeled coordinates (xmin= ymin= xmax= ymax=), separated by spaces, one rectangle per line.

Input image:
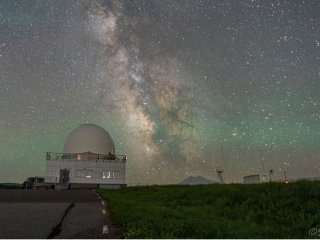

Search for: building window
xmin=76 ymin=170 xmax=84 ymax=178
xmin=85 ymin=170 xmax=93 ymax=178
xmin=113 ymin=170 xmax=120 ymax=179
xmin=102 ymin=170 xmax=111 ymax=179
xmin=76 ymin=169 xmax=93 ymax=178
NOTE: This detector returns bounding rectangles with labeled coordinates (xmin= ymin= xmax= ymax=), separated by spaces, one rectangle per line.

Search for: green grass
xmin=98 ymin=181 xmax=320 ymax=238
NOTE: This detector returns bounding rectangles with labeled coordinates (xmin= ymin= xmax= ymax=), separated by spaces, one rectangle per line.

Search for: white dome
xmin=63 ymin=124 xmax=115 ymax=155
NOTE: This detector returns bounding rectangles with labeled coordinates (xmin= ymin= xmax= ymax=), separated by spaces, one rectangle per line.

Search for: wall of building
xmin=45 ymin=158 xmax=126 ymax=185
xmin=243 ymin=174 xmax=260 ymax=184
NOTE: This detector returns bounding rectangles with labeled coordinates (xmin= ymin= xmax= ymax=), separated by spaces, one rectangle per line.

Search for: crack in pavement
xmin=47 ymin=202 xmax=75 ymax=239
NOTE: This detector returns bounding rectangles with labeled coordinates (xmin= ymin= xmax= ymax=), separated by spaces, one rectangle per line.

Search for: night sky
xmin=0 ymin=0 xmax=319 ymax=185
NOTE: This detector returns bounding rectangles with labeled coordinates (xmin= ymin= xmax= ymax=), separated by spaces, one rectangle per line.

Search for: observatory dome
xmin=63 ymin=124 xmax=115 ymax=155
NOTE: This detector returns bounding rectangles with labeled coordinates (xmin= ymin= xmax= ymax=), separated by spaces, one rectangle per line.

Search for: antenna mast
xmin=259 ymin=148 xmax=265 ymax=173
xmin=216 ymin=146 xmax=224 ymax=183
xmin=283 ymin=170 xmax=288 ymax=184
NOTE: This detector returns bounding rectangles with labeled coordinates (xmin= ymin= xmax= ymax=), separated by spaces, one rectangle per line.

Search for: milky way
xmin=0 ymin=0 xmax=319 ymax=184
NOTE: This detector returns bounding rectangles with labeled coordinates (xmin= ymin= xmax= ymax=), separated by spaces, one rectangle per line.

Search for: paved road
xmin=0 ymin=189 xmax=98 ymax=202
xmin=0 ymin=202 xmax=69 ymax=238
xmin=0 ymin=190 xmax=118 ymax=239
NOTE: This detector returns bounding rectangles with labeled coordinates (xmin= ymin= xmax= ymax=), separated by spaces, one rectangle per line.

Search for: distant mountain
xmin=179 ymin=176 xmax=220 ymax=185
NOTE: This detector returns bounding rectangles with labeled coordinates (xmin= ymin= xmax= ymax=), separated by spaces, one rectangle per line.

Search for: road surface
xmin=0 ymin=189 xmax=119 ymax=238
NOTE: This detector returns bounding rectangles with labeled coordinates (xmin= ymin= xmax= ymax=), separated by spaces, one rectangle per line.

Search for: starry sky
xmin=0 ymin=0 xmax=319 ymax=185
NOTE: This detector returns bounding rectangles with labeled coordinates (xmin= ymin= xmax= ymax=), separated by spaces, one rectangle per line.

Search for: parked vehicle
xmin=23 ymin=177 xmax=55 ymax=190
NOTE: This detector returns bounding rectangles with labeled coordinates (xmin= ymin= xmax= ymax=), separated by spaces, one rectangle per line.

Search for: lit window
xmin=102 ymin=171 xmax=111 ymax=179
xmin=85 ymin=170 xmax=93 ymax=178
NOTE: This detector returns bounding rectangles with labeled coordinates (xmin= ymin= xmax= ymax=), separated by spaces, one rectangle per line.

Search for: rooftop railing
xmin=46 ymin=152 xmax=127 ymax=162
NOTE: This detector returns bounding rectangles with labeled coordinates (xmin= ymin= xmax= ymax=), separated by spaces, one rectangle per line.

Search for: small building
xmin=179 ymin=176 xmax=219 ymax=185
xmin=243 ymin=174 xmax=268 ymax=184
xmin=45 ymin=124 xmax=126 ymax=189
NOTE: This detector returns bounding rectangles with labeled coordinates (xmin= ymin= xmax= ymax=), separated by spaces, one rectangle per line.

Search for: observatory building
xmin=45 ymin=124 xmax=126 ymax=189
xmin=243 ymin=174 xmax=268 ymax=184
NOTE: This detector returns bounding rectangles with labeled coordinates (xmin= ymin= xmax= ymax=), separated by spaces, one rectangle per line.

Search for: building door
xmin=59 ymin=169 xmax=70 ymax=184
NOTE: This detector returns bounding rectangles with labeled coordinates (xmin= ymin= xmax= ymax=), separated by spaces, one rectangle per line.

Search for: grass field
xmin=98 ymin=181 xmax=320 ymax=238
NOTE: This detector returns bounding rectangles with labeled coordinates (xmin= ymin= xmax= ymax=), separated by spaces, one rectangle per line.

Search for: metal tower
xmin=216 ymin=146 xmax=224 ymax=183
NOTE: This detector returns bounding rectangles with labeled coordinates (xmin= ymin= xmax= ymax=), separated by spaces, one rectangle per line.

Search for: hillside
xmin=98 ymin=181 xmax=320 ymax=238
